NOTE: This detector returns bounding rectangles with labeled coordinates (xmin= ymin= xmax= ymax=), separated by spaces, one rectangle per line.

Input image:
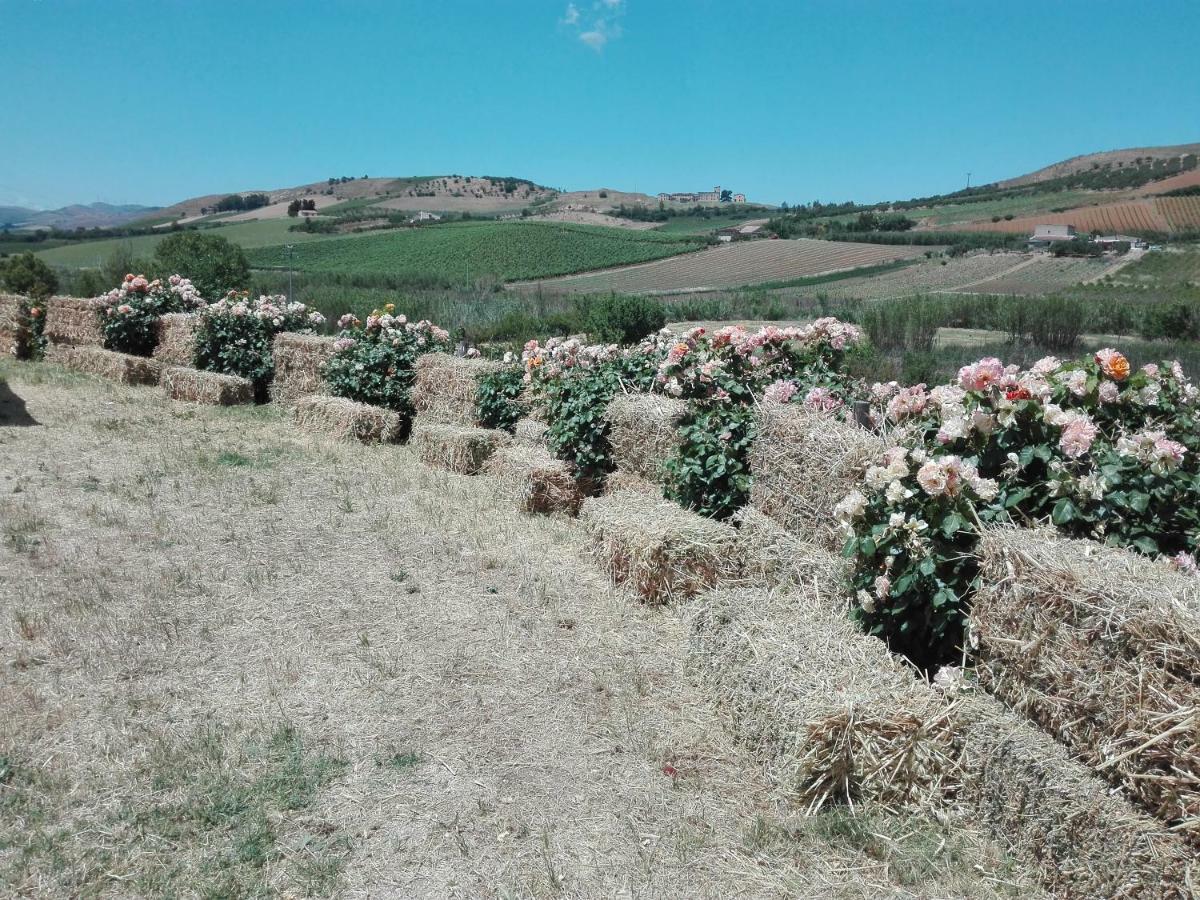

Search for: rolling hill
xmin=998 ymin=143 xmax=1200 ymax=188
xmin=0 ymin=201 xmax=158 ymax=230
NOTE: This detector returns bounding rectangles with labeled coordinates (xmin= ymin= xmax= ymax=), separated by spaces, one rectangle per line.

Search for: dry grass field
xmin=0 ymin=361 xmax=1033 ymax=898
xmin=518 ymin=239 xmax=931 ymax=294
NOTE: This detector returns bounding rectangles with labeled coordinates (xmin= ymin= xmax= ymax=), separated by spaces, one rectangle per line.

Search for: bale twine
xmin=152 ymin=313 xmax=198 ymax=367
xmin=603 ymin=392 xmax=688 ymax=483
xmin=161 ymin=366 xmax=254 ymax=406
xmin=292 ymin=395 xmax=403 ymax=444
xmin=732 ymin=506 xmax=852 ymax=592
xmin=687 ymin=585 xmax=958 ymax=813
xmin=43 ymin=296 xmax=106 ymax=347
xmin=410 ymin=419 xmax=510 ymax=474
xmin=513 ymin=416 xmax=549 ymax=448
xmin=410 ymin=353 xmax=504 ymax=427
xmin=485 ymin=445 xmax=583 ymax=515
xmin=0 ymin=294 xmax=31 ymax=359
xmin=45 ymin=344 xmax=161 ymax=385
xmin=749 ymin=403 xmax=888 ymax=549
xmin=270 ymin=333 xmax=338 ymax=404
xmin=973 ymin=527 xmax=1200 ymax=843
xmin=953 ymin=691 xmax=1196 ymax=899
xmin=579 ymin=490 xmax=741 ymax=604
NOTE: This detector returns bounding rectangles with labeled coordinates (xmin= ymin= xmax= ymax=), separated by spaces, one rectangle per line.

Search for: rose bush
xmin=194 ymin=292 xmax=325 ymax=397
xmin=323 ymin=304 xmax=450 ymax=427
xmin=99 ymin=273 xmax=204 ymax=356
xmin=842 ymin=348 xmax=1200 ymax=665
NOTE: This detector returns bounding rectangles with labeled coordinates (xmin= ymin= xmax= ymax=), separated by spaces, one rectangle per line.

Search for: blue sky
xmin=2 ymin=0 xmax=1198 ymax=209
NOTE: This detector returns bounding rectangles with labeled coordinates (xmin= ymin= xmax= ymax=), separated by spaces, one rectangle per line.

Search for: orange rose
xmin=1095 ymin=348 xmax=1130 ymax=381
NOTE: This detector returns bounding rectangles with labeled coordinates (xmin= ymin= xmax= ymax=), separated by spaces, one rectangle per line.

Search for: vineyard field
xmin=517 ymin=239 xmax=931 ymax=294
xmin=959 ymin=200 xmax=1170 ymax=235
xmin=1155 ymin=196 xmax=1200 ymax=230
xmin=957 ymin=256 xmax=1125 ymax=295
xmin=802 ymin=252 xmax=1032 ymax=300
xmin=243 ymin=221 xmax=705 ymax=281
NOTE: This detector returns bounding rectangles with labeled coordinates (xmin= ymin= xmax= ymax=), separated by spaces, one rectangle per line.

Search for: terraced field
xmin=958 ymin=255 xmax=1124 ymax=294
xmin=517 ymin=239 xmax=931 ymax=294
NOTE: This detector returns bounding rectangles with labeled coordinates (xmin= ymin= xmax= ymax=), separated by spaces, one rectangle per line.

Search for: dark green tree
xmin=153 ymin=231 xmax=250 ymax=298
xmin=0 ymin=252 xmax=59 ymax=299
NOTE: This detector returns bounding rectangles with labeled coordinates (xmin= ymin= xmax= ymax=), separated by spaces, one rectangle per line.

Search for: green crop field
xmin=34 ymin=219 xmax=357 ymax=268
xmin=244 ymin=220 xmax=705 ymax=281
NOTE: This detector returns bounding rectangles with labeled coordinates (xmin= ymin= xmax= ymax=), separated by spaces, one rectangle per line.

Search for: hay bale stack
xmin=485 ymin=445 xmax=583 ymax=515
xmin=513 ymin=416 xmax=549 ymax=448
xmin=973 ymin=527 xmax=1200 ymax=842
xmin=733 ymin=506 xmax=852 ymax=592
xmin=749 ymin=403 xmax=888 ymax=549
xmin=0 ymin=294 xmax=31 ymax=359
xmin=580 ymin=490 xmax=741 ymax=604
xmin=46 ymin=345 xmax=161 ymax=385
xmin=410 ymin=353 xmax=504 ymax=427
xmin=270 ymin=333 xmax=338 ymax=404
xmin=292 ymin=395 xmax=403 ymax=444
xmin=604 ymin=469 xmax=660 ymax=497
xmin=603 ymin=392 xmax=688 ymax=483
xmin=161 ymin=367 xmax=254 ymax=406
xmin=410 ymin=420 xmax=510 ymax=474
xmin=687 ymin=585 xmax=957 ymax=812
xmin=153 ymin=313 xmax=197 ymax=366
xmin=954 ymin=692 xmax=1195 ymax=898
xmin=43 ymin=296 xmax=106 ymax=347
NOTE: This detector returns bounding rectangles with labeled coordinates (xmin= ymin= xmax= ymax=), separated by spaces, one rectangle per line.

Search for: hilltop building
xmin=656 ymin=185 xmax=746 ymax=204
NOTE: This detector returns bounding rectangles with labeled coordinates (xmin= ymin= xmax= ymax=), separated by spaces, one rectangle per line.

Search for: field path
xmin=0 ymin=366 xmax=1027 ymax=898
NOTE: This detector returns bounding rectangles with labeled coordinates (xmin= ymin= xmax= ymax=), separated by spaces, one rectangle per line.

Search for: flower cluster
xmin=193 ymin=292 xmax=324 ymax=393
xmin=845 ymin=346 xmax=1200 ymax=663
xmin=324 ymin=303 xmax=451 ymax=417
xmin=98 ymin=273 xmax=206 ymax=356
xmin=521 ymin=336 xmax=620 ymax=384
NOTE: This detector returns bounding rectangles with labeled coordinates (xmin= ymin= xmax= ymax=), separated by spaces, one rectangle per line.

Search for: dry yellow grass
xmin=0 ymin=358 xmax=1036 ymax=898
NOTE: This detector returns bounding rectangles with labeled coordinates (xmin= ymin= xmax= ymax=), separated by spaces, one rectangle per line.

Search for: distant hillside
xmin=1 ymin=201 xmax=158 ymax=230
xmin=999 ymin=143 xmax=1200 ymax=189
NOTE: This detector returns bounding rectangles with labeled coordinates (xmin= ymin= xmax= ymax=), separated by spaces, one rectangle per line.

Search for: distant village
xmin=657 ymin=185 xmax=746 ymax=204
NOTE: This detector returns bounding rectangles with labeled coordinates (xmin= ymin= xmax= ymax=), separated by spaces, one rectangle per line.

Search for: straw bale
xmin=292 ymin=395 xmax=403 ymax=444
xmin=604 ymin=469 xmax=661 ymax=497
xmin=411 ymin=352 xmax=504 ymax=426
xmin=687 ymin=585 xmax=957 ymax=812
xmin=513 ymin=416 xmax=549 ymax=448
xmin=733 ymin=506 xmax=852 ymax=593
xmin=410 ymin=419 xmax=511 ymax=474
xmin=579 ymin=490 xmax=741 ymax=604
xmin=152 ymin=313 xmax=197 ymax=366
xmin=954 ymin=691 xmax=1196 ymax=899
xmin=973 ymin=527 xmax=1200 ymax=842
xmin=269 ymin=332 xmax=338 ymax=404
xmin=0 ymin=293 xmax=31 ymax=359
xmin=161 ymin=366 xmax=253 ymax=406
xmin=45 ymin=344 xmax=161 ymax=385
xmin=749 ymin=403 xmax=888 ymax=549
xmin=43 ymin=295 xmax=106 ymax=347
xmin=603 ymin=392 xmax=688 ymax=483
xmin=485 ymin=445 xmax=584 ymax=515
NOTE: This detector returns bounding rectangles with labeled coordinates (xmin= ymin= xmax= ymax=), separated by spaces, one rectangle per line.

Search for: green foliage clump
xmin=155 ymin=231 xmax=251 ymax=299
xmin=577 ymin=293 xmax=666 ymax=345
xmin=476 ymin=366 xmax=526 ymax=432
xmin=0 ymin=252 xmax=58 ymax=299
xmin=323 ymin=305 xmax=451 ymax=427
xmin=665 ymin=404 xmax=757 ymax=519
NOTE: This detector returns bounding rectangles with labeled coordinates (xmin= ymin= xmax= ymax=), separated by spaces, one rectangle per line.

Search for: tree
xmin=287 ymin=200 xmax=302 ymax=217
xmin=0 ymin=252 xmax=58 ymax=299
xmin=153 ymin=232 xmax=250 ymax=298
xmin=720 ymin=189 xmax=733 ymax=203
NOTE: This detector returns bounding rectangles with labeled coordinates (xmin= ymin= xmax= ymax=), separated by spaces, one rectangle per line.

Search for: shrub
xmin=322 ymin=305 xmax=451 ymax=426
xmin=98 ymin=274 xmax=204 ymax=356
xmin=577 ymin=294 xmax=666 ymax=345
xmin=154 ymin=232 xmax=251 ymax=299
xmin=194 ymin=293 xmax=325 ymax=397
xmin=0 ymin=252 xmax=58 ymax=300
xmin=841 ymin=351 xmax=1200 ymax=665
xmin=476 ymin=365 xmax=526 ymax=431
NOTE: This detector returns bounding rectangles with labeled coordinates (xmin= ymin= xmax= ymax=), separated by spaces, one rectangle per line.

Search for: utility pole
xmin=285 ymin=244 xmax=294 ymax=301
xmin=966 ymin=172 xmax=972 ymax=189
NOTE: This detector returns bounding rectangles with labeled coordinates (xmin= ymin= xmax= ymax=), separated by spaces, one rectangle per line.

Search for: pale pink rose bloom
xmin=763 ymin=380 xmax=797 ymax=404
xmin=916 ymin=460 xmax=949 ymax=496
xmin=1098 ymin=381 xmax=1119 ymax=403
xmin=1059 ymin=413 xmax=1098 ymax=459
xmin=958 ymin=357 xmax=1005 ymax=391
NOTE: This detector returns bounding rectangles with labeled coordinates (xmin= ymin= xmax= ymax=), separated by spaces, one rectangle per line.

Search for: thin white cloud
xmin=561 ymin=0 xmax=624 ymax=51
